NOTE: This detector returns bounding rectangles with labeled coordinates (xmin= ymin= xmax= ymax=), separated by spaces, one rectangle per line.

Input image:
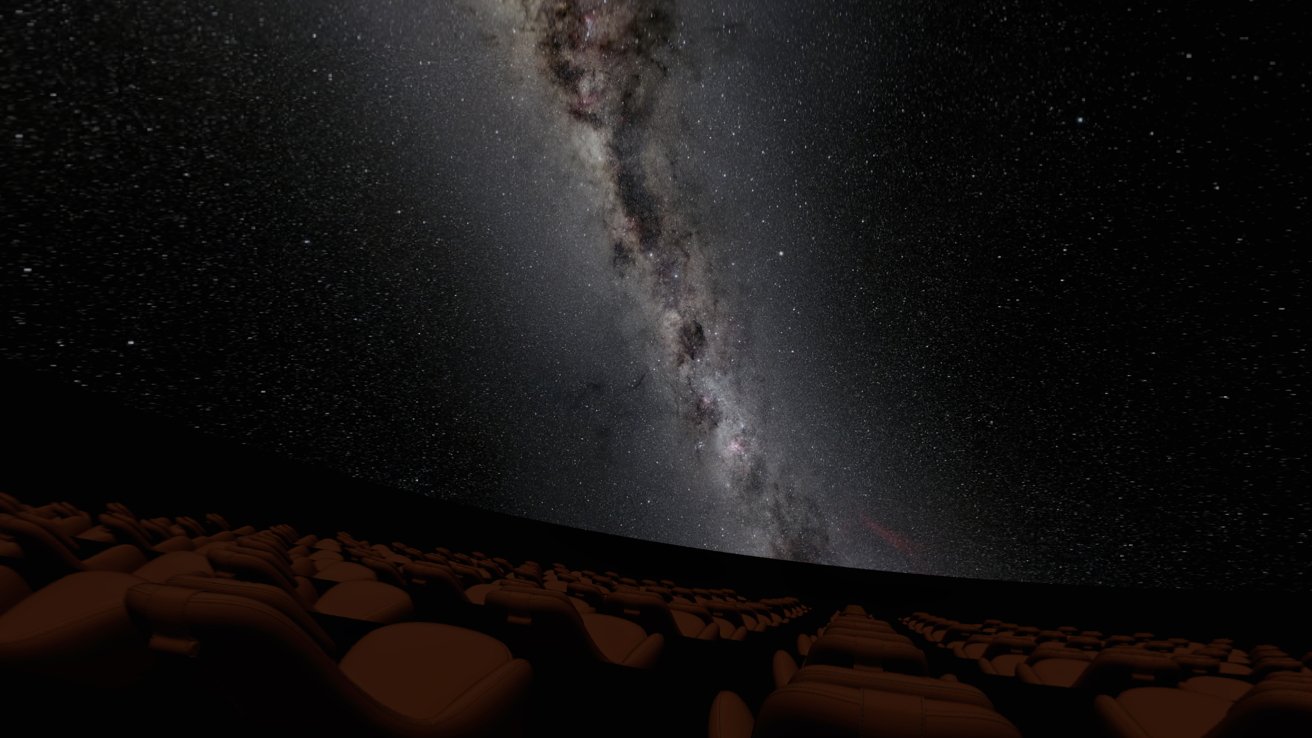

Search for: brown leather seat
xmin=978 ymin=636 xmax=1038 ymax=677
xmin=1098 ymin=680 xmax=1312 ymax=738
xmin=1182 ymin=675 xmax=1255 ymax=702
xmin=602 ymin=590 xmax=718 ymax=641
xmin=98 ymin=512 xmax=195 ymax=552
xmin=314 ymin=580 xmax=415 ymax=625
xmin=316 ymin=560 xmax=380 ymax=584
xmin=206 ymin=543 xmax=413 ymax=624
xmin=0 ymin=565 xmax=32 ymax=615
xmin=0 ymin=570 xmax=157 ymax=685
xmin=124 ymin=582 xmax=531 ymax=737
xmin=1015 ymin=645 xmax=1097 ymax=687
xmin=0 ymin=512 xmax=211 ymax=586
xmin=804 ymin=633 xmax=929 ymax=676
xmin=790 ymin=665 xmax=996 ymax=709
xmin=710 ymin=682 xmax=1021 ymax=738
xmin=952 ymin=634 xmax=996 ymax=661
xmin=1074 ymin=649 xmax=1183 ymax=695
xmin=403 ymin=560 xmax=475 ymax=614
xmin=484 ymin=586 xmax=663 ymax=669
xmin=206 ymin=541 xmax=319 ymax=606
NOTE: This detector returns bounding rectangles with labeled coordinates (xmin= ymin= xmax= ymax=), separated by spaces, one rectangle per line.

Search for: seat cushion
xmin=313 ymin=581 xmax=414 ymax=624
xmin=315 ymin=561 xmax=375 ymax=584
xmin=0 ymin=570 xmax=153 ymax=684
xmin=132 ymin=551 xmax=213 ymax=582
xmin=1182 ymin=675 xmax=1253 ymax=702
xmin=1024 ymin=658 xmax=1091 ymax=687
xmin=673 ymin=609 xmax=710 ymax=638
xmin=0 ymin=566 xmax=32 ymax=615
xmin=792 ymin=665 xmax=994 ymax=708
xmin=582 ymin=612 xmax=649 ymax=664
xmin=709 ymin=691 xmax=755 ymax=738
xmin=339 ymin=621 xmax=526 ymax=721
xmin=83 ymin=543 xmax=150 ymax=573
xmin=756 ymin=682 xmax=1019 ymax=738
xmin=1098 ymin=688 xmax=1230 ymax=738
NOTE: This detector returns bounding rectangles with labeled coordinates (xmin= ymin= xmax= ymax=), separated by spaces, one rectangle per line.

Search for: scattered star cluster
xmin=2 ymin=0 xmax=1307 ymax=589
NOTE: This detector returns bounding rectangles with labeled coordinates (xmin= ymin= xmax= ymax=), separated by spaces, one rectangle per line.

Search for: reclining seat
xmin=1073 ymin=648 xmax=1182 ymax=695
xmin=202 ymin=513 xmax=256 ymax=537
xmin=96 ymin=512 xmax=198 ymax=554
xmin=124 ymin=582 xmax=532 ymax=737
xmin=953 ymin=634 xmax=997 ymax=662
xmin=0 ymin=565 xmax=32 ymax=615
xmin=708 ymin=683 xmax=1021 ymax=738
xmin=772 ymin=650 xmax=996 ymax=710
xmin=484 ymin=586 xmax=663 ymax=670
xmin=803 ymin=633 xmax=929 ymax=676
xmin=205 ymin=543 xmax=412 ymax=625
xmin=602 ymin=590 xmax=719 ymax=641
xmin=0 ymin=512 xmax=211 ymax=587
xmin=0 ymin=570 xmax=163 ymax=687
xmin=1015 ymin=644 xmax=1098 ymax=687
xmin=977 ymin=636 xmax=1039 ymax=677
xmin=700 ymin=600 xmax=751 ymax=641
xmin=1097 ymin=678 xmax=1312 ymax=738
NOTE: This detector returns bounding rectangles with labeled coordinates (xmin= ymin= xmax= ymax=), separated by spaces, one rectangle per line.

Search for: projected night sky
xmin=3 ymin=1 xmax=1306 ymax=588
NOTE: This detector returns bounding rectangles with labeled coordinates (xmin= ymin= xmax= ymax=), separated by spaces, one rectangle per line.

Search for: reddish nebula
xmin=858 ymin=513 xmax=916 ymax=560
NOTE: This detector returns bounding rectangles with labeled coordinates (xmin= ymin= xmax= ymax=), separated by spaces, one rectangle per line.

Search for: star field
xmin=2 ymin=0 xmax=1307 ymax=589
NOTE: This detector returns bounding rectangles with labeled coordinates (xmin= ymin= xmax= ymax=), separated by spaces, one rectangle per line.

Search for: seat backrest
xmin=755 ymin=682 xmax=1020 ymax=738
xmin=205 ymin=545 xmax=297 ymax=592
xmin=122 ymin=582 xmax=398 ymax=734
xmin=804 ymin=634 xmax=929 ymax=676
xmin=484 ymin=587 xmax=609 ymax=664
xmin=602 ymin=590 xmax=680 ymax=638
xmin=99 ymin=512 xmax=155 ymax=550
xmin=165 ymin=574 xmax=336 ymax=655
xmin=567 ymin=581 xmax=606 ymax=610
xmin=1075 ymin=649 xmax=1181 ymax=694
xmin=0 ymin=512 xmax=86 ymax=580
xmin=982 ymin=636 xmax=1038 ymax=660
xmin=0 ymin=564 xmax=32 ymax=615
xmin=1205 ymin=681 xmax=1312 ymax=738
xmin=402 ymin=560 xmax=470 ymax=608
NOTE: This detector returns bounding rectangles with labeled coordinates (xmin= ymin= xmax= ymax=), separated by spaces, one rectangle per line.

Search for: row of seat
xmin=904 ymin=611 xmax=1312 ymax=737
xmin=905 ymin=612 xmax=1312 ymax=690
xmin=0 ymin=491 xmax=810 ymax=737
xmin=7 ymin=488 xmax=1308 ymax=737
xmin=710 ymin=606 xmax=1023 ymax=738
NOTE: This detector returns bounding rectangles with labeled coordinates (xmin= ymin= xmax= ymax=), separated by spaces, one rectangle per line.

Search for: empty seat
xmin=0 ymin=565 xmax=31 ymax=615
xmin=206 ymin=542 xmax=411 ymax=624
xmin=124 ymin=582 xmax=532 ymax=737
xmin=602 ymin=590 xmax=719 ymax=641
xmin=0 ymin=512 xmax=211 ymax=586
xmin=1015 ymin=645 xmax=1097 ymax=687
xmin=1097 ymin=680 xmax=1312 ymax=738
xmin=0 ymin=570 xmax=157 ymax=685
xmin=484 ymin=586 xmax=662 ymax=669
xmin=977 ymin=637 xmax=1037 ymax=677
xmin=95 ymin=512 xmax=197 ymax=554
xmin=790 ymin=665 xmax=996 ymax=709
xmin=804 ymin=633 xmax=928 ymax=676
xmin=1073 ymin=649 xmax=1182 ymax=695
xmin=708 ymin=682 xmax=1021 ymax=738
xmin=1182 ymin=675 xmax=1254 ymax=702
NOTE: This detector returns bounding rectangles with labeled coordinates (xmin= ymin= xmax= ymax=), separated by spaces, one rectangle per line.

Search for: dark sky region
xmin=3 ymin=1 xmax=1307 ymax=589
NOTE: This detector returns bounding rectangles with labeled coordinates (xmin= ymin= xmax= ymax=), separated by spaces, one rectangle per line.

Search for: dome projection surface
xmin=2 ymin=1 xmax=1305 ymax=589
